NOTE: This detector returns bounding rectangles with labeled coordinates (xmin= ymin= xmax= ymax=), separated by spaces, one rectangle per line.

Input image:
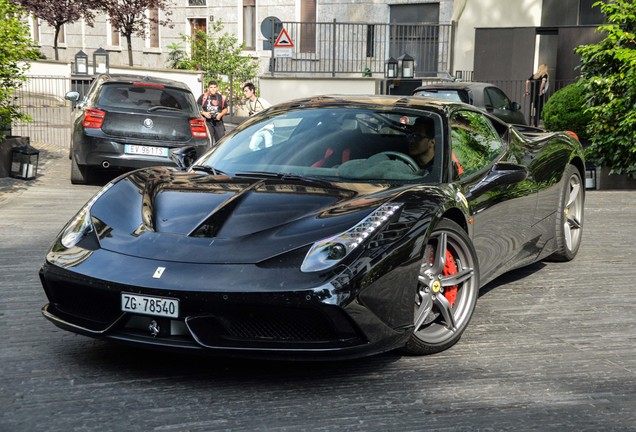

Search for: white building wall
xmin=453 ymin=0 xmax=542 ymax=73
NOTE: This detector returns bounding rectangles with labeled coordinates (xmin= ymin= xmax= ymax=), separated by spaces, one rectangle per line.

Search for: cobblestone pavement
xmin=1 ymin=149 xmax=635 ymax=432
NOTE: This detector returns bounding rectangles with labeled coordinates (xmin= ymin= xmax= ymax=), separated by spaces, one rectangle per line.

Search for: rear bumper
xmin=73 ymin=135 xmax=211 ymax=170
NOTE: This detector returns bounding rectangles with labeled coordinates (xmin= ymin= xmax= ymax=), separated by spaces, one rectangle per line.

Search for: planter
xmin=0 ymin=136 xmax=31 ymax=178
xmin=596 ymin=165 xmax=636 ymax=190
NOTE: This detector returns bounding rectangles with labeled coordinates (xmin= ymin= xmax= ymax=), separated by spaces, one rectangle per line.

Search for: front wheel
xmin=403 ymin=219 xmax=480 ymax=355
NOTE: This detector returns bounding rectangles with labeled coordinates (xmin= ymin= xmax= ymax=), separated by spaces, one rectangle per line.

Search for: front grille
xmin=45 ymin=277 xmax=121 ymax=326
xmin=186 ymin=306 xmax=363 ymax=348
xmin=219 ymin=309 xmax=336 ymax=341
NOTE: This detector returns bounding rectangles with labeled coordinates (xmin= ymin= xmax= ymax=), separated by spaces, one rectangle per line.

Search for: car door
xmin=450 ymin=109 xmax=538 ymax=285
xmin=483 ymin=86 xmax=527 ymax=125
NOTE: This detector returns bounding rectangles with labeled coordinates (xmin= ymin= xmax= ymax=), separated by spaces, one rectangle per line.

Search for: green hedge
xmin=542 ymin=82 xmax=592 ymax=142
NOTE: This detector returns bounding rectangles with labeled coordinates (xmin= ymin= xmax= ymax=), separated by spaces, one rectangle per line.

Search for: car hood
xmin=90 ymin=167 xmax=409 ymax=264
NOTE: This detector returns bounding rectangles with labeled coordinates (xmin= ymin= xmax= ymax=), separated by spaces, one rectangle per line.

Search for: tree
xmin=0 ymin=0 xmax=39 ymax=138
xmin=576 ymin=0 xmax=636 ymax=179
xmin=13 ymin=0 xmax=96 ymax=61
xmin=97 ymin=0 xmax=173 ymax=67
xmin=168 ymin=20 xmax=259 ymax=108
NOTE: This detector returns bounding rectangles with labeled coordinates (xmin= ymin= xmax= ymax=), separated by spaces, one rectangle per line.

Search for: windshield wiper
xmin=234 ymin=171 xmax=332 ymax=186
xmin=148 ymin=106 xmax=181 ymax=112
xmin=190 ymin=164 xmax=227 ymax=176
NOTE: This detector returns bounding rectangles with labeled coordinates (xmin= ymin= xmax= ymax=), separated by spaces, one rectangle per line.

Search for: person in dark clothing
xmin=197 ymin=80 xmax=228 ymax=142
xmin=525 ymin=64 xmax=549 ymax=127
xmin=407 ymin=116 xmax=436 ymax=173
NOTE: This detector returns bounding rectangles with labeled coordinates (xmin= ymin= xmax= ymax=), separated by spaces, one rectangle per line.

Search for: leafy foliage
xmin=96 ymin=0 xmax=174 ymax=66
xmin=542 ymin=82 xmax=593 ymax=142
xmin=14 ymin=0 xmax=96 ymax=61
xmin=0 ymin=0 xmax=39 ymax=138
xmin=576 ymin=0 xmax=636 ymax=178
xmin=167 ymin=20 xmax=259 ymax=108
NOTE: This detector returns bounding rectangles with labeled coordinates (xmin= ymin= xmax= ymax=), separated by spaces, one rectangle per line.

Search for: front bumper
xmin=39 ymin=259 xmax=412 ymax=360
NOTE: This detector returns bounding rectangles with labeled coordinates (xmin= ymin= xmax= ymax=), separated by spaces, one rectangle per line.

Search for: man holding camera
xmin=197 ymin=80 xmax=228 ymax=142
xmin=242 ymin=83 xmax=271 ymax=117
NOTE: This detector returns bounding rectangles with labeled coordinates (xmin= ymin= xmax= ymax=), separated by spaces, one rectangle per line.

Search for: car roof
xmin=273 ymin=94 xmax=472 ymax=112
xmin=94 ymin=73 xmax=192 ymax=91
xmin=412 ymin=81 xmax=495 ymax=93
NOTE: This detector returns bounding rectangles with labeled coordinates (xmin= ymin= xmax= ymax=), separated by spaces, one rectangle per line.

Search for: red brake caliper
xmin=443 ymin=251 xmax=459 ymax=307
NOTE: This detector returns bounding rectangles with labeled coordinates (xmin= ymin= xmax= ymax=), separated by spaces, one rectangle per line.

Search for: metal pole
xmin=332 ymin=19 xmax=337 ymax=77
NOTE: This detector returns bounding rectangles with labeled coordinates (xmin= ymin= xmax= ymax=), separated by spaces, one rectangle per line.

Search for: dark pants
xmin=530 ymin=94 xmax=545 ymax=127
xmin=208 ymin=121 xmax=226 ymax=143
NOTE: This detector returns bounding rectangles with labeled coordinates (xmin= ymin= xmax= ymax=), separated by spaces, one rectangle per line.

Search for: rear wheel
xmin=548 ymin=164 xmax=584 ymax=261
xmin=70 ymin=156 xmax=89 ymax=185
xmin=403 ymin=219 xmax=480 ymax=355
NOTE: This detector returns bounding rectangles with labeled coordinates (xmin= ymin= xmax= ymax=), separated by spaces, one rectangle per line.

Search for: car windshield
xmin=96 ymin=83 xmax=195 ymax=112
xmin=197 ymin=107 xmax=444 ymax=183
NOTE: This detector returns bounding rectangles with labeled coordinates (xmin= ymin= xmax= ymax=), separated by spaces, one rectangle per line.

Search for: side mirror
xmin=170 ymin=146 xmax=197 ymax=170
xmin=65 ymin=91 xmax=80 ymax=102
xmin=467 ymin=162 xmax=528 ymax=199
xmin=511 ymin=101 xmax=521 ymax=111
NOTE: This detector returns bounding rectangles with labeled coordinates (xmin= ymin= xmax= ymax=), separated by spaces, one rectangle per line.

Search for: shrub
xmin=0 ymin=0 xmax=39 ymax=139
xmin=575 ymin=0 xmax=636 ymax=178
xmin=542 ymin=82 xmax=592 ymax=142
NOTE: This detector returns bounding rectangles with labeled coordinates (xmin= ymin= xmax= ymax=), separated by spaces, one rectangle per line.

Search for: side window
xmin=484 ymin=87 xmax=511 ymax=110
xmin=450 ymin=110 xmax=504 ymax=180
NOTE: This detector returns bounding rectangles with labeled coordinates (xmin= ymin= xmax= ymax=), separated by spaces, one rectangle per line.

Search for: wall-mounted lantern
xmin=398 ymin=53 xmax=415 ymax=79
xmin=10 ymin=145 xmax=39 ymax=180
xmin=93 ymin=48 xmax=110 ymax=75
xmin=75 ymin=50 xmax=89 ymax=75
xmin=385 ymin=57 xmax=398 ymax=79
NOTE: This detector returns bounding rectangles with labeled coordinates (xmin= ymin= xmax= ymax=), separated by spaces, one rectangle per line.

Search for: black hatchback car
xmin=412 ymin=82 xmax=527 ymax=125
xmin=65 ymin=74 xmax=212 ymax=184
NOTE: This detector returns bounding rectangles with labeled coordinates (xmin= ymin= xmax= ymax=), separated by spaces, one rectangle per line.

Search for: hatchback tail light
xmin=190 ymin=118 xmax=208 ymax=138
xmin=82 ymin=108 xmax=106 ymax=129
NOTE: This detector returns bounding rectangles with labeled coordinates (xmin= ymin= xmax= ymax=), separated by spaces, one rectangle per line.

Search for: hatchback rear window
xmin=97 ymin=84 xmax=193 ymax=112
xmin=415 ymin=89 xmax=469 ymax=104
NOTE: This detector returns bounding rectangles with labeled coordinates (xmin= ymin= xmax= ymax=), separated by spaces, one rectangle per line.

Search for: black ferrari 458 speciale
xmin=40 ymin=95 xmax=585 ymax=360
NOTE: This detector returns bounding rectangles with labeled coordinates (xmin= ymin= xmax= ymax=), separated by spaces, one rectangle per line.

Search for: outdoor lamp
xmin=585 ymin=163 xmax=597 ymax=190
xmin=93 ymin=48 xmax=110 ymax=75
xmin=75 ymin=50 xmax=89 ymax=75
xmin=385 ymin=57 xmax=398 ymax=79
xmin=398 ymin=53 xmax=415 ymax=78
xmin=10 ymin=145 xmax=39 ymax=180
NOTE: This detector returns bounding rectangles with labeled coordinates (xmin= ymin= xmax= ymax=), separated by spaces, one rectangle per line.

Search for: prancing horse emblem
xmin=149 ymin=320 xmax=160 ymax=337
xmin=153 ymin=267 xmax=165 ymax=278
xmin=143 ymin=118 xmax=154 ymax=128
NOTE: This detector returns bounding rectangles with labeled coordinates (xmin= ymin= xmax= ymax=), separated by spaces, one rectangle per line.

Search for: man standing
xmin=242 ymin=82 xmax=271 ymax=116
xmin=197 ymin=80 xmax=228 ymax=142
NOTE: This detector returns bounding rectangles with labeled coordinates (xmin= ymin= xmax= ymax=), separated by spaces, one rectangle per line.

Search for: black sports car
xmin=40 ymin=96 xmax=585 ymax=360
xmin=65 ymin=74 xmax=212 ymax=184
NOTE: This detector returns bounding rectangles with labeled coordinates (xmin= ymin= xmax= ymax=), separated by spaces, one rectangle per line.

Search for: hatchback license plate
xmin=125 ymin=145 xmax=168 ymax=157
xmin=121 ymin=293 xmax=179 ymax=318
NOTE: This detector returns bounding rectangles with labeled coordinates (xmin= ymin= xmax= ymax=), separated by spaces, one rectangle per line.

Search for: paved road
xmin=1 ymin=147 xmax=635 ymax=432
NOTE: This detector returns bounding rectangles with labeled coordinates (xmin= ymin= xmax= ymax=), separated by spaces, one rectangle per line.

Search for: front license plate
xmin=124 ymin=144 xmax=168 ymax=157
xmin=121 ymin=293 xmax=179 ymax=318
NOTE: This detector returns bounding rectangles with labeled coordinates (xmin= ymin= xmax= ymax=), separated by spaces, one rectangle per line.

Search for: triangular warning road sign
xmin=274 ymin=28 xmax=294 ymax=48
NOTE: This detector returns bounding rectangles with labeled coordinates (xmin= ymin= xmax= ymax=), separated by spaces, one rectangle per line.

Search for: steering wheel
xmin=376 ymin=151 xmax=420 ymax=173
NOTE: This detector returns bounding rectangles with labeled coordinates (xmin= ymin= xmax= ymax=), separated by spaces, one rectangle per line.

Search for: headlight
xmin=301 ymin=203 xmax=402 ymax=273
xmin=59 ymin=182 xmax=114 ymax=249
